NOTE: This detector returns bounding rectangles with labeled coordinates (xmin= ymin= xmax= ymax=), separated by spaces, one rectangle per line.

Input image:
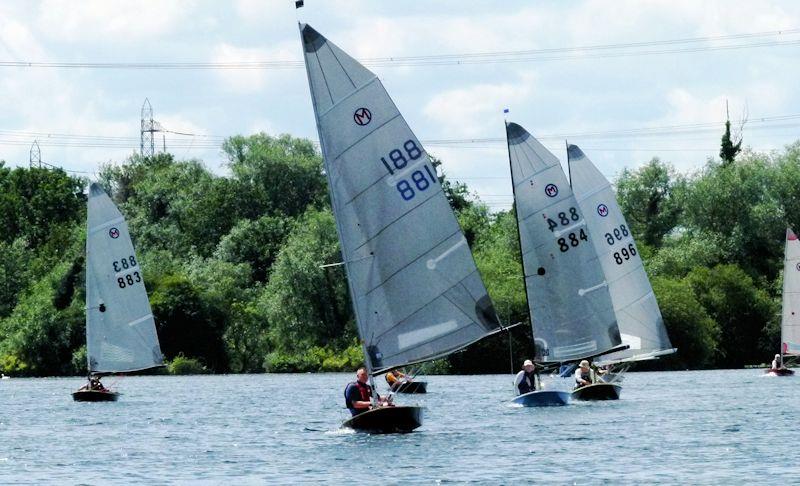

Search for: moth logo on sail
xmin=544 ymin=184 xmax=558 ymax=197
xmin=353 ymin=107 xmax=372 ymax=126
xmin=597 ymin=204 xmax=609 ymax=217
xmin=796 ymin=262 xmax=800 ymax=272
xmin=108 ymin=227 xmax=120 ymax=239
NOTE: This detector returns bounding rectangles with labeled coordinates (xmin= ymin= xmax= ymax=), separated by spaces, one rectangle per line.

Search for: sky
xmin=1 ymin=0 xmax=799 ymax=210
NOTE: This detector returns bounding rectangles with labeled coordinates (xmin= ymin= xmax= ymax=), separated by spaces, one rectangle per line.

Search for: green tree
xmin=259 ymin=209 xmax=354 ymax=352
xmin=686 ymin=264 xmax=777 ymax=368
xmin=651 ymin=276 xmax=719 ymax=370
xmin=684 ymin=155 xmax=783 ymax=280
xmin=615 ymin=159 xmax=684 ymax=248
xmin=149 ymin=274 xmax=228 ymax=372
xmin=0 ymin=261 xmax=84 ymax=376
xmin=720 ymin=119 xmax=742 ymax=166
xmin=214 ymin=215 xmax=293 ymax=282
xmin=224 ymin=133 xmax=326 ymax=219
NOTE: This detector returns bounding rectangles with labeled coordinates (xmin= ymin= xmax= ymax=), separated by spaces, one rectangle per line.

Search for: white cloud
xmin=423 ymin=75 xmax=536 ymax=138
xmin=37 ymin=0 xmax=196 ymax=43
xmin=210 ymin=42 xmax=295 ymax=93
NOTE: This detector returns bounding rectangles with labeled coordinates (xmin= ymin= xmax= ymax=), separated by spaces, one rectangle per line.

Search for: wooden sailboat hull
xmin=572 ymin=382 xmax=621 ymax=401
xmin=391 ymin=381 xmax=427 ymax=394
xmin=72 ymin=390 xmax=119 ymax=402
xmin=511 ymin=390 xmax=570 ymax=407
xmin=342 ymin=406 xmax=423 ymax=433
xmin=765 ymin=368 xmax=795 ymax=376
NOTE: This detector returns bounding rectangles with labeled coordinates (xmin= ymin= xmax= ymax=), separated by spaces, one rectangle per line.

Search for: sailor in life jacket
xmin=345 ymin=367 xmax=391 ymax=416
xmin=385 ymin=368 xmax=408 ymax=390
xmin=514 ymin=359 xmax=537 ymax=395
xmin=574 ymin=360 xmax=594 ymax=389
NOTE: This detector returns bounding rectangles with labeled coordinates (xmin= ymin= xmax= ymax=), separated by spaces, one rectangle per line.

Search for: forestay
xmin=505 ymin=123 xmax=621 ymax=363
xmin=782 ymin=229 xmax=800 ymax=355
xmin=86 ymin=183 xmax=163 ymax=373
xmin=568 ymin=145 xmax=674 ymax=364
xmin=300 ymin=24 xmax=501 ymax=375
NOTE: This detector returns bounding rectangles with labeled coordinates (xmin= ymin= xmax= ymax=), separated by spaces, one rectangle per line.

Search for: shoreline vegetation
xmin=1 ymin=132 xmax=799 ymax=377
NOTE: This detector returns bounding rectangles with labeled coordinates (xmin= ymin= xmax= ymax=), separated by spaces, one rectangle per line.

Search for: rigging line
xmin=366 ymin=39 xmax=800 ymax=67
xmin=1 ymin=29 xmax=799 ymax=70
xmin=0 ymin=112 xmax=797 ymax=146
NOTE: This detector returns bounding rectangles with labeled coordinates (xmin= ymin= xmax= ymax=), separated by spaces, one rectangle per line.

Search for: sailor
xmin=514 ymin=359 xmax=537 ymax=395
xmin=574 ymin=360 xmax=593 ymax=389
xmin=771 ymin=354 xmax=783 ymax=370
xmin=345 ymin=367 xmax=390 ymax=416
xmin=385 ymin=368 xmax=405 ymax=388
xmin=79 ymin=377 xmax=107 ymax=392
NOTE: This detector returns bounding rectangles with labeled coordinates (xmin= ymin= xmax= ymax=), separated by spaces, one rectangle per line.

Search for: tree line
xmin=1 ymin=132 xmax=798 ymax=376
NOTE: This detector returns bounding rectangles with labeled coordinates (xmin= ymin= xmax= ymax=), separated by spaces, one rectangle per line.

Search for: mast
xmin=782 ymin=229 xmax=789 ymax=367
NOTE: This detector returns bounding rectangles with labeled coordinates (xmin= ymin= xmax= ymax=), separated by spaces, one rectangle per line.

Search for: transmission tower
xmin=29 ymin=140 xmax=41 ymax=168
xmin=140 ymin=98 xmax=163 ymax=157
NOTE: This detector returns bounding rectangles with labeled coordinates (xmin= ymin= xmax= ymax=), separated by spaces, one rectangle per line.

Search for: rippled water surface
xmin=0 ymin=370 xmax=795 ymax=484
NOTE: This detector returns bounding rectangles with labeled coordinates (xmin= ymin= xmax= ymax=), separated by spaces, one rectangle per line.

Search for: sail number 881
xmin=379 ymin=139 xmax=437 ymax=201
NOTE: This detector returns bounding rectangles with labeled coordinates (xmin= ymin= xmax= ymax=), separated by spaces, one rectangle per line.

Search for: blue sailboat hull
xmin=511 ymin=390 xmax=571 ymax=407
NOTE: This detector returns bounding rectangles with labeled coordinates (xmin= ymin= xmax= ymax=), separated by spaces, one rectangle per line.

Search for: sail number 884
xmin=379 ymin=139 xmax=438 ymax=201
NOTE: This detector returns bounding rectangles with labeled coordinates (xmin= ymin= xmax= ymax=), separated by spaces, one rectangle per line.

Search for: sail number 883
xmin=380 ymin=139 xmax=438 ymax=201
xmin=112 ymin=255 xmax=142 ymax=289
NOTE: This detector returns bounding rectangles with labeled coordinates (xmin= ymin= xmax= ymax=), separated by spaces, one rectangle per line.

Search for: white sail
xmin=568 ymin=145 xmax=674 ymax=365
xmin=782 ymin=228 xmax=800 ymax=355
xmin=505 ymin=123 xmax=621 ymax=363
xmin=85 ymin=183 xmax=163 ymax=373
xmin=300 ymin=24 xmax=502 ymax=375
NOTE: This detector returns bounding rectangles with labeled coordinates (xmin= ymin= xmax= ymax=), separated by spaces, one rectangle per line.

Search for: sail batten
xmin=86 ymin=183 xmax=163 ymax=374
xmin=301 ymin=24 xmax=501 ymax=375
xmin=505 ymin=123 xmax=621 ymax=363
xmin=568 ymin=144 xmax=673 ymax=364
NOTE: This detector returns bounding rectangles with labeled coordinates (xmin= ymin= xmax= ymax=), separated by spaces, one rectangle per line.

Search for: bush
xmin=167 ymin=354 xmax=209 ymax=375
xmin=263 ymin=340 xmax=363 ymax=372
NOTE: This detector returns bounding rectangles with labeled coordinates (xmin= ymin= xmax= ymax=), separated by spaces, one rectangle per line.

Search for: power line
xmin=0 ymin=112 xmax=796 ymax=150
xmin=0 ymin=29 xmax=798 ymax=70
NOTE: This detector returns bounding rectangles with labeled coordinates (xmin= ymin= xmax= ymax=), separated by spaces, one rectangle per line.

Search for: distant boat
xmin=300 ymin=23 xmax=505 ymax=432
xmin=768 ymin=229 xmax=800 ymax=376
xmin=504 ymin=122 xmax=625 ymax=405
xmin=73 ymin=183 xmax=164 ymax=402
xmin=567 ymin=145 xmax=676 ymax=378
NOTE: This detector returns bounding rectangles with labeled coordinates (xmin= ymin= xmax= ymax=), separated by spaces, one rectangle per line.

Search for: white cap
xmin=579 ymin=360 xmax=590 ymax=368
xmin=523 ymin=359 xmax=534 ymax=367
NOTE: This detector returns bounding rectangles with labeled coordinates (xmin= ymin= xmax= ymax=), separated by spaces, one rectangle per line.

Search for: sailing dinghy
xmin=73 ymin=183 xmax=163 ymax=402
xmin=768 ymin=229 xmax=800 ymax=376
xmin=300 ymin=24 xmax=504 ymax=432
xmin=504 ymin=122 xmax=625 ymax=405
xmin=568 ymin=145 xmax=676 ymax=389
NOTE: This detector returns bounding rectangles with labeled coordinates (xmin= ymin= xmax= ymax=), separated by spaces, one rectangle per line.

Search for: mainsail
xmin=85 ymin=183 xmax=163 ymax=374
xmin=505 ymin=123 xmax=621 ymax=363
xmin=568 ymin=145 xmax=674 ymax=364
xmin=782 ymin=229 xmax=800 ymax=356
xmin=300 ymin=24 xmax=502 ymax=375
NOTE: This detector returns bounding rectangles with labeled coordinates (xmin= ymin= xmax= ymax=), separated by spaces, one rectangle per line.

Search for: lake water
xmin=0 ymin=369 xmax=795 ymax=484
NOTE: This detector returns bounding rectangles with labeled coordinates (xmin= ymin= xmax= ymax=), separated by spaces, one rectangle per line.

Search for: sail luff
xmin=568 ymin=144 xmax=674 ymax=364
xmin=298 ymin=23 xmax=375 ymax=375
xmin=505 ymin=122 xmax=621 ymax=363
xmin=504 ymin=121 xmax=536 ymax=346
xmin=300 ymin=24 xmax=502 ymax=375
